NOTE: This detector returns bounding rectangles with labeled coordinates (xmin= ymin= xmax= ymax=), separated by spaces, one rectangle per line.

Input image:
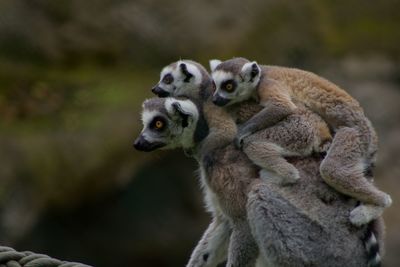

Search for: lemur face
xmin=134 ymin=97 xmax=199 ymax=151
xmin=152 ymin=61 xmax=203 ymax=98
xmin=210 ymin=58 xmax=261 ymax=107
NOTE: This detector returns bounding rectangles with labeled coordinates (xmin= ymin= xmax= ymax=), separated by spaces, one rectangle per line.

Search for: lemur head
xmin=152 ymin=60 xmax=212 ymax=100
xmin=209 ymin=57 xmax=261 ymax=107
xmin=134 ymin=97 xmax=200 ymax=152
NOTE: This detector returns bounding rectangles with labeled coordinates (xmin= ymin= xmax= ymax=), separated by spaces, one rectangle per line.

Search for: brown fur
xmin=261 ymin=65 xmax=391 ymax=224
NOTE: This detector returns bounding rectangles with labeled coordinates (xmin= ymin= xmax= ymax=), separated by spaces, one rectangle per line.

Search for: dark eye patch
xmin=162 ymin=74 xmax=174 ymax=84
xmin=221 ymin=79 xmax=237 ymax=92
xmin=150 ymin=116 xmax=167 ymax=131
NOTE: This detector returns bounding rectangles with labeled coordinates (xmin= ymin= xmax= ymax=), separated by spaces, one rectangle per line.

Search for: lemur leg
xmin=320 ymin=127 xmax=392 ymax=226
xmin=186 ymin=216 xmax=230 ymax=267
xmin=243 ymin=141 xmax=300 ymax=185
xmin=227 ymin=220 xmax=259 ymax=267
xmin=241 ymin=111 xmax=323 ymax=185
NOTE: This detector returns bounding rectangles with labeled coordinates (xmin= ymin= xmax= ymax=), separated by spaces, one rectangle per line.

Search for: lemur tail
xmin=363 ymin=220 xmax=381 ymax=267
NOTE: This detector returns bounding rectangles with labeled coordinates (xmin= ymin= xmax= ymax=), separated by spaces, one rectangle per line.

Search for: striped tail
xmin=363 ymin=222 xmax=381 ymax=267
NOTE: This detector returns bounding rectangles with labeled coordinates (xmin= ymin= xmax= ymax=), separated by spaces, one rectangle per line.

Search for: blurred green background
xmin=0 ymin=0 xmax=399 ymax=266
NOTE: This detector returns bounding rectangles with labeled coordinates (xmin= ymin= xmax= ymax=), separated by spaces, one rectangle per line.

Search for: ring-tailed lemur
xmin=134 ymin=96 xmax=384 ymax=267
xmin=135 ymin=97 xmax=259 ymax=267
xmin=209 ymin=57 xmax=392 ymax=227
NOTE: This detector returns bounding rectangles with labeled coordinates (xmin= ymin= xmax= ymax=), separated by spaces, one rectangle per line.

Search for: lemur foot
xmin=349 ymin=204 xmax=387 ymax=226
xmin=259 ymin=168 xmax=300 ymax=185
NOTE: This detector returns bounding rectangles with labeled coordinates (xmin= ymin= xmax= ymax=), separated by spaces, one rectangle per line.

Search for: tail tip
xmin=364 ymin=228 xmax=381 ymax=267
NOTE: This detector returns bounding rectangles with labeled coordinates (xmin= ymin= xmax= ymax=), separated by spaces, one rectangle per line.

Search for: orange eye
xmin=225 ymin=83 xmax=233 ymax=92
xmin=155 ymin=120 xmax=163 ymax=129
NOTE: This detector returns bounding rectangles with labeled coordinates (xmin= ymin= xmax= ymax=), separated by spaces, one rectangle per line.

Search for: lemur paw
xmin=349 ymin=205 xmax=385 ymax=227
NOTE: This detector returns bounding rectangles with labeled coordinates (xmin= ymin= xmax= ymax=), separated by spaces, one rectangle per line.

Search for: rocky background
xmin=0 ymin=0 xmax=399 ymax=266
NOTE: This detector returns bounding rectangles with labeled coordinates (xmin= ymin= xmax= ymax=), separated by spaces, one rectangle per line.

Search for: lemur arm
xmin=236 ymin=79 xmax=297 ymax=148
xmin=186 ymin=214 xmax=230 ymax=267
xmin=199 ymin=102 xmax=237 ymax=155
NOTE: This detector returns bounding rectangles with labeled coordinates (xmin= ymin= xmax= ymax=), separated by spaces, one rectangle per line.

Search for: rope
xmin=0 ymin=246 xmax=92 ymax=267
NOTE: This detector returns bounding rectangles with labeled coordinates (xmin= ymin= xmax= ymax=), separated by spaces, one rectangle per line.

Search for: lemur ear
xmin=171 ymin=101 xmax=191 ymax=127
xmin=241 ymin=61 xmax=261 ymax=83
xmin=179 ymin=63 xmax=194 ymax=83
xmin=209 ymin=59 xmax=222 ymax=72
xmin=166 ymin=98 xmax=198 ymax=128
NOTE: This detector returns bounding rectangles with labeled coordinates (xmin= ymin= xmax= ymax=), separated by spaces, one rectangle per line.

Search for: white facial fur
xmin=158 ymin=61 xmax=203 ymax=97
xmin=211 ymin=62 xmax=261 ymax=106
xmin=141 ymin=109 xmax=159 ymax=129
xmin=140 ymin=109 xmax=164 ymax=143
xmin=211 ymin=70 xmax=253 ymax=105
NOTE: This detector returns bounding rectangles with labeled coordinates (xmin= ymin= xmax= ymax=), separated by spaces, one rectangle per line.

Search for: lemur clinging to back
xmin=134 ymin=96 xmax=383 ymax=267
xmin=209 ymin=57 xmax=392 ymax=226
xmin=152 ymin=60 xmax=332 ymax=185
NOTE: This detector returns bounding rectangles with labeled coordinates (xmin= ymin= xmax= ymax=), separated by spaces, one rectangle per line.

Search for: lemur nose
xmin=133 ymin=136 xmax=146 ymax=151
xmin=212 ymin=94 xmax=230 ymax=107
xmin=151 ymin=86 xmax=170 ymax=97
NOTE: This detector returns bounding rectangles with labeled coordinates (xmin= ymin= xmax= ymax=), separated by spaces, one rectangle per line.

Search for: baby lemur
xmin=134 ymin=96 xmax=383 ymax=267
xmin=209 ymin=57 xmax=392 ymax=226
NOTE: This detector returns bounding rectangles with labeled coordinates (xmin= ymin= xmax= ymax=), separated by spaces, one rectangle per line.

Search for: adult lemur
xmin=138 ymin=59 xmax=383 ymax=267
xmin=209 ymin=57 xmax=391 ymax=227
xmin=134 ymin=96 xmax=383 ymax=267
